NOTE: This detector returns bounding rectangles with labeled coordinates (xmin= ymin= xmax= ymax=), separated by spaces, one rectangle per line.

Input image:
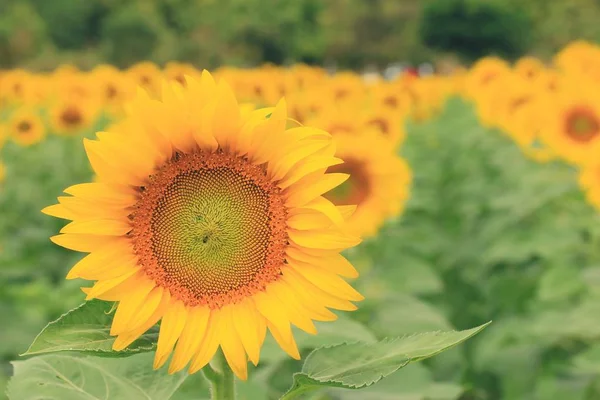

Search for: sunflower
xmin=514 ymin=56 xmax=546 ymax=81
xmin=538 ymin=86 xmax=600 ymax=165
xmin=43 ymin=72 xmax=363 ymax=380
xmin=8 ymin=109 xmax=46 ymax=146
xmin=164 ymin=62 xmax=201 ymax=87
xmin=90 ymin=65 xmax=134 ymax=115
xmin=362 ymin=108 xmax=405 ymax=147
xmin=0 ymin=69 xmax=36 ymax=105
xmin=323 ymin=133 xmax=412 ymax=237
xmin=49 ymin=97 xmax=100 ymax=136
xmin=464 ymin=57 xmax=511 ymax=100
xmin=127 ymin=61 xmax=163 ymax=97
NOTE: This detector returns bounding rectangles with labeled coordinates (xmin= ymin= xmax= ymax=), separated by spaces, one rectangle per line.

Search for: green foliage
xmin=419 ymin=0 xmax=533 ymax=61
xmin=24 ymin=301 xmax=158 ymax=357
xmin=282 ymin=323 xmax=489 ymax=399
xmin=0 ymin=2 xmax=48 ymax=67
xmin=357 ymin=97 xmax=600 ymax=399
xmin=30 ymin=0 xmax=107 ymax=50
xmin=8 ymin=353 xmax=190 ymax=400
xmin=100 ymin=3 xmax=164 ymax=67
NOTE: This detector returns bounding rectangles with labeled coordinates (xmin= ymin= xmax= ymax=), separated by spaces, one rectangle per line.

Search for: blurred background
xmin=1 ymin=0 xmax=599 ymax=71
xmin=3 ymin=0 xmax=600 ymax=400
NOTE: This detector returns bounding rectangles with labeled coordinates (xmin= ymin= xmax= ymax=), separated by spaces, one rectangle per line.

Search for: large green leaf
xmin=7 ymin=353 xmax=188 ymax=400
xmin=23 ymin=300 xmax=157 ymax=357
xmin=329 ymin=363 xmax=463 ymax=400
xmin=281 ymin=322 xmax=490 ymax=399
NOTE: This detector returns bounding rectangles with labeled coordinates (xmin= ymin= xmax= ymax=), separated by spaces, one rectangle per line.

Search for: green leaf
xmin=7 ymin=353 xmax=188 ymax=400
xmin=23 ymin=300 xmax=157 ymax=357
xmin=281 ymin=322 xmax=490 ymax=399
xmin=329 ymin=363 xmax=463 ymax=400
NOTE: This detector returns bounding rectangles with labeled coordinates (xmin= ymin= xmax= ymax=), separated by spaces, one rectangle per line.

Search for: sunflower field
xmin=3 ymin=39 xmax=600 ymax=400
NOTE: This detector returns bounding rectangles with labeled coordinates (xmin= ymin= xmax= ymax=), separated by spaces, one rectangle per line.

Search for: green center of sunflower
xmin=565 ymin=107 xmax=600 ymax=143
xmin=132 ymin=151 xmax=288 ymax=309
xmin=325 ymin=158 xmax=370 ymax=206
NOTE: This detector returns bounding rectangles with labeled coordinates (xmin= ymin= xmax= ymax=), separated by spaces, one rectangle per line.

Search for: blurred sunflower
xmin=49 ymin=98 xmax=100 ymax=136
xmin=539 ymin=87 xmax=600 ymax=165
xmin=90 ymin=65 xmax=134 ymax=115
xmin=324 ymin=133 xmax=412 ymax=237
xmin=8 ymin=109 xmax=46 ymax=146
xmin=465 ymin=57 xmax=511 ymax=100
xmin=164 ymin=62 xmax=200 ymax=87
xmin=127 ymin=61 xmax=163 ymax=96
xmin=514 ymin=56 xmax=546 ymax=81
xmin=362 ymin=108 xmax=405 ymax=147
xmin=0 ymin=69 xmax=36 ymax=105
xmin=44 ymin=72 xmax=362 ymax=380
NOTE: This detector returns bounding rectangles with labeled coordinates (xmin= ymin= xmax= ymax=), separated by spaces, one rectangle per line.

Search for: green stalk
xmin=203 ymin=349 xmax=235 ymax=400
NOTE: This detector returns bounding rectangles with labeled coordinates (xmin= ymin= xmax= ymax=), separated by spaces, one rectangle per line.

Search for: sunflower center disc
xmin=325 ymin=158 xmax=370 ymax=206
xmin=132 ymin=151 xmax=288 ymax=309
xmin=565 ymin=107 xmax=600 ymax=142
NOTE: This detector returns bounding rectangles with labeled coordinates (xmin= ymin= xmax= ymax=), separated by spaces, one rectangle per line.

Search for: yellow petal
xmin=337 ymin=205 xmax=357 ymax=221
xmin=50 ymin=234 xmax=120 ymax=253
xmin=85 ymin=270 xmax=146 ymax=301
xmin=41 ymin=204 xmax=78 ymax=220
xmin=232 ymin=299 xmax=263 ymax=366
xmin=112 ymin=289 xmax=171 ymax=351
xmin=285 ymin=173 xmax=349 ymax=208
xmin=110 ymin=279 xmax=157 ymax=335
xmin=286 ymin=248 xmax=359 ymax=279
xmin=279 ymin=157 xmax=343 ymax=190
xmin=279 ymin=274 xmax=338 ymax=321
xmin=283 ymin=267 xmax=358 ymax=311
xmin=289 ymin=261 xmax=364 ymax=302
xmin=188 ymin=310 xmax=222 ymax=374
xmin=288 ymin=228 xmax=361 ymax=250
xmin=268 ymin=282 xmax=317 ymax=334
xmin=60 ymin=219 xmax=131 ymax=236
xmin=169 ymin=306 xmax=210 ymax=373
xmin=67 ymin=244 xmax=137 ymax=280
xmin=219 ymin=307 xmax=249 ymax=381
xmin=287 ymin=209 xmax=334 ymax=230
xmin=154 ymin=299 xmax=188 ymax=369
xmin=267 ymin=320 xmax=300 ymax=360
xmin=296 ymin=197 xmax=344 ymax=225
xmin=63 ymin=183 xmax=135 ymax=206
xmin=212 ymin=80 xmax=241 ymax=149
xmin=268 ymin=139 xmax=330 ymax=182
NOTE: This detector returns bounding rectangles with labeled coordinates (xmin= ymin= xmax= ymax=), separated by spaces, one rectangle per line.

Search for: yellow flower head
xmin=127 ymin=61 xmax=163 ymax=97
xmin=49 ymin=97 xmax=100 ymax=136
xmin=539 ymin=83 xmax=600 ymax=165
xmin=43 ymin=72 xmax=363 ymax=381
xmin=324 ymin=133 xmax=412 ymax=237
xmin=514 ymin=56 xmax=546 ymax=81
xmin=8 ymin=109 xmax=46 ymax=146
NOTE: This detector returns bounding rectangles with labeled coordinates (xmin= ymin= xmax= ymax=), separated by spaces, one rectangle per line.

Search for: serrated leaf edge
xmin=299 ymin=321 xmax=491 ymax=389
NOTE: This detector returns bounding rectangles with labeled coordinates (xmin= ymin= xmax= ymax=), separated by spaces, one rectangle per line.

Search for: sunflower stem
xmin=206 ymin=349 xmax=236 ymax=400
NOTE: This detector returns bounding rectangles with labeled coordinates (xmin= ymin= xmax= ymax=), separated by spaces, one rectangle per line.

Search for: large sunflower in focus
xmin=44 ymin=72 xmax=363 ymax=380
xmin=324 ymin=133 xmax=412 ymax=237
